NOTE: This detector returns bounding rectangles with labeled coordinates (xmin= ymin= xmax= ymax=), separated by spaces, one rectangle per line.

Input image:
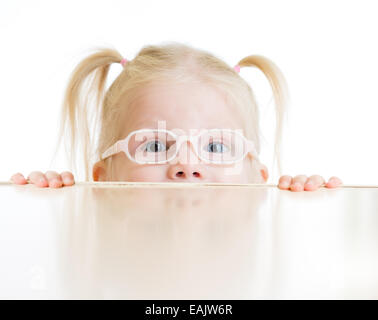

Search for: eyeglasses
xmin=101 ymin=129 xmax=259 ymax=165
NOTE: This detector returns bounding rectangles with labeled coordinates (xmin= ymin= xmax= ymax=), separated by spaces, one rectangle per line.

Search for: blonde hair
xmin=51 ymin=42 xmax=289 ymax=182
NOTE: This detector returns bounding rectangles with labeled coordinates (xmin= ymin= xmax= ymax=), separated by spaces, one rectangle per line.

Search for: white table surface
xmin=1 ymin=182 xmax=377 ymax=299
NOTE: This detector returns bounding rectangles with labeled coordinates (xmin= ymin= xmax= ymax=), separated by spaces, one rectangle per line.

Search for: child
xmin=10 ymin=42 xmax=342 ymax=192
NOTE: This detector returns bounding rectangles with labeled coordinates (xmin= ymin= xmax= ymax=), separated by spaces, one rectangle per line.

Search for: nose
xmin=167 ymin=141 xmax=207 ymax=181
xmin=169 ymin=164 xmax=204 ymax=181
xmin=168 ymin=164 xmax=204 ymax=181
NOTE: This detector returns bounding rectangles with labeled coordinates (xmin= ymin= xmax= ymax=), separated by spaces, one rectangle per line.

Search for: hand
xmin=10 ymin=171 xmax=75 ymax=188
xmin=278 ymin=175 xmax=342 ymax=192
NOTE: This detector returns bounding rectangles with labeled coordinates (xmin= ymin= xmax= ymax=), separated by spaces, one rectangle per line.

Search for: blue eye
xmin=206 ymin=142 xmax=229 ymax=153
xmin=144 ymin=140 xmax=166 ymax=152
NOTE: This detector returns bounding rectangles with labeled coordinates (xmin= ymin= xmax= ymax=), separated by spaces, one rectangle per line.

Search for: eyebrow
xmin=122 ymin=126 xmax=247 ymax=142
xmin=123 ymin=115 xmax=245 ymax=135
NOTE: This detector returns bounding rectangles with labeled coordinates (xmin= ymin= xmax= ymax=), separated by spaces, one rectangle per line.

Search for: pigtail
xmin=237 ymin=55 xmax=290 ymax=177
xmin=50 ymin=47 xmax=124 ymax=181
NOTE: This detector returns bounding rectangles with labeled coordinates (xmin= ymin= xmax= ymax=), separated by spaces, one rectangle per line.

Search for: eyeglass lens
xmin=128 ymin=130 xmax=247 ymax=163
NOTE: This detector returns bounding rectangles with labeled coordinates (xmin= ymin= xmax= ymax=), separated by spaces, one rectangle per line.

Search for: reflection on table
xmin=1 ymin=183 xmax=377 ymax=299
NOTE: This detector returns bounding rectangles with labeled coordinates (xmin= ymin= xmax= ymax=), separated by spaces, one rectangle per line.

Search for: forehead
xmin=121 ymin=81 xmax=245 ymax=135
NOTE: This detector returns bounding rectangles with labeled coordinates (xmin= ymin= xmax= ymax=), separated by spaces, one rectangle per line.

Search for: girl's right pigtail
xmin=237 ymin=55 xmax=290 ymax=178
xmin=51 ymin=47 xmax=124 ymax=181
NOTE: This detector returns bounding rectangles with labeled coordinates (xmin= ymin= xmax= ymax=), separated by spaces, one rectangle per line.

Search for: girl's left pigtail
xmin=236 ymin=55 xmax=290 ymax=177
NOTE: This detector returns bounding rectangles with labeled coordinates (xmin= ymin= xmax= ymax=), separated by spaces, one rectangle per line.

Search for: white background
xmin=0 ymin=0 xmax=377 ymax=184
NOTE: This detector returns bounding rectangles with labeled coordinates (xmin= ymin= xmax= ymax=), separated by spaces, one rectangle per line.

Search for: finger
xmin=290 ymin=175 xmax=308 ymax=192
xmin=304 ymin=175 xmax=325 ymax=191
xmin=27 ymin=171 xmax=49 ymax=188
xmin=44 ymin=171 xmax=63 ymax=188
xmin=10 ymin=172 xmax=28 ymax=185
xmin=325 ymin=176 xmax=343 ymax=188
xmin=61 ymin=171 xmax=75 ymax=186
xmin=278 ymin=175 xmax=292 ymax=190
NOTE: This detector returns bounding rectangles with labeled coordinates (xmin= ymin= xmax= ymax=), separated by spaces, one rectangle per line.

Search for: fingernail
xmin=305 ymin=181 xmax=313 ymax=187
xmin=332 ymin=179 xmax=341 ymax=187
xmin=292 ymin=182 xmax=302 ymax=190
xmin=280 ymin=181 xmax=289 ymax=188
xmin=39 ymin=178 xmax=46 ymax=183
xmin=52 ymin=178 xmax=62 ymax=185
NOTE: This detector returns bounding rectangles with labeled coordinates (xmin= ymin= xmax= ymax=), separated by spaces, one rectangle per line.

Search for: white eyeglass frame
xmin=101 ymin=128 xmax=259 ymax=165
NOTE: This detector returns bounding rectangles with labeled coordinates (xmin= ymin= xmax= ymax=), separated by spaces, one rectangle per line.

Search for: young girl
xmin=10 ymin=42 xmax=342 ymax=192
